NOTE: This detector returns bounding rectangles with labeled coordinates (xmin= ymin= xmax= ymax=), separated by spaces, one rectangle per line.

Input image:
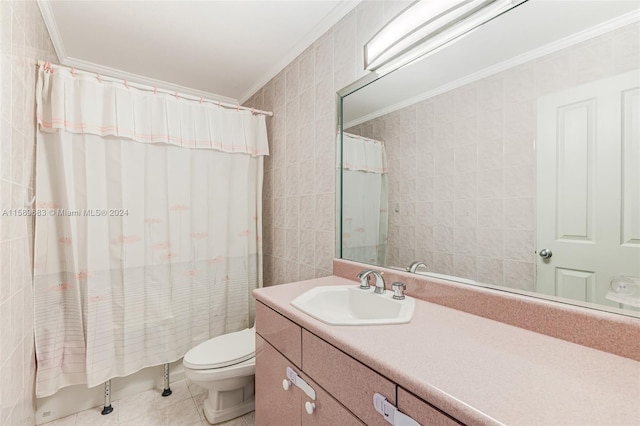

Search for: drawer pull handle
xmin=305 ymin=401 xmax=316 ymax=415
xmin=282 ymin=379 xmax=291 ymax=391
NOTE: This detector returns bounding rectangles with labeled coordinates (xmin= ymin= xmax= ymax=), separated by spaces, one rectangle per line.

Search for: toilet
xmin=183 ymin=327 xmax=256 ymax=424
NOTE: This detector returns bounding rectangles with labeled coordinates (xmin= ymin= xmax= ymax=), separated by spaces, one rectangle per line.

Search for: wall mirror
xmin=339 ymin=0 xmax=640 ymax=317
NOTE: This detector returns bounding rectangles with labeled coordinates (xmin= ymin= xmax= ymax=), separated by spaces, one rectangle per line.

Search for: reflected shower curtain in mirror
xmin=33 ymin=64 xmax=267 ymax=397
xmin=341 ymin=133 xmax=388 ymax=265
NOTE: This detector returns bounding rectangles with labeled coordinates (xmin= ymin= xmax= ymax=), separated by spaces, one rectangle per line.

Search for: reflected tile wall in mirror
xmin=346 ymin=21 xmax=639 ymax=292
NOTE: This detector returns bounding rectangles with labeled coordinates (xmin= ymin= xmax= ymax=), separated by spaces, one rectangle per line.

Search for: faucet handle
xmin=391 ymin=282 xmax=406 ymax=300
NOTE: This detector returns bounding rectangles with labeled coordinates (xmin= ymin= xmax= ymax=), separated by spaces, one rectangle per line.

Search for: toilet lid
xmin=183 ymin=328 xmax=255 ymax=370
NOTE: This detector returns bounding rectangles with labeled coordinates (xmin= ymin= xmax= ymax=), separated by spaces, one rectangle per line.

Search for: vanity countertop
xmin=253 ymin=276 xmax=640 ymax=426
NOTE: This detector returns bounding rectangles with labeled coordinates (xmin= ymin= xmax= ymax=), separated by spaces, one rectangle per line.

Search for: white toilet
xmin=183 ymin=327 xmax=256 ymax=424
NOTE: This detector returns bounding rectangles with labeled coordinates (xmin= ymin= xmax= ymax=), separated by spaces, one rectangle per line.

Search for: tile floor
xmin=42 ymin=379 xmax=255 ymax=426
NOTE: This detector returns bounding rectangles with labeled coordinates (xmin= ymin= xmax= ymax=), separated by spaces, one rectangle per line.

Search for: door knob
xmin=539 ymin=249 xmax=552 ymax=259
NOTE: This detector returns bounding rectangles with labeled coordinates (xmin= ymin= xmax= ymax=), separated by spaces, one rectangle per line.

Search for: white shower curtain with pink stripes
xmin=33 ymin=64 xmax=267 ymax=397
xmin=341 ymin=133 xmax=388 ymax=265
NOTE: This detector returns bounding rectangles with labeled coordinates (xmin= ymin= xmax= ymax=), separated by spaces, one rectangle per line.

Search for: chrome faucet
xmin=357 ymin=269 xmax=386 ymax=294
xmin=407 ymin=261 xmax=427 ymax=273
xmin=356 ymin=269 xmax=373 ymax=289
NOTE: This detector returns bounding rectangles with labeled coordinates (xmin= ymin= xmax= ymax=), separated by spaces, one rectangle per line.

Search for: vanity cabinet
xmin=255 ymin=301 xmax=460 ymax=426
xmin=255 ymin=334 xmax=363 ymax=425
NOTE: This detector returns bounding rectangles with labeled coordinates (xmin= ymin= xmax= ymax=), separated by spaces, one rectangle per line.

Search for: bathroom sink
xmin=290 ymin=285 xmax=415 ymax=325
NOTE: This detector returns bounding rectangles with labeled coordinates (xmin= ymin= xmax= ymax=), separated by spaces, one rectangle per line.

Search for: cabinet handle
xmin=282 ymin=379 xmax=292 ymax=391
xmin=305 ymin=401 xmax=316 ymax=415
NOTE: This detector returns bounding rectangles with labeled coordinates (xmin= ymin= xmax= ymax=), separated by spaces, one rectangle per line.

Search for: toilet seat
xmin=184 ymin=328 xmax=255 ymax=370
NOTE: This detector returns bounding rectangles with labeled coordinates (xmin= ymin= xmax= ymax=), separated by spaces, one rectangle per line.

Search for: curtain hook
xmin=125 ymin=80 xmax=130 ymax=89
xmin=71 ymin=67 xmax=76 ymax=77
xmin=175 ymin=91 xmax=179 ymax=99
xmin=97 ymin=73 xmax=102 ymax=83
xmin=217 ymin=101 xmax=221 ymax=109
xmin=199 ymin=96 xmax=203 ymax=104
xmin=236 ymin=104 xmax=240 ymax=112
xmin=153 ymin=86 xmax=157 ymax=95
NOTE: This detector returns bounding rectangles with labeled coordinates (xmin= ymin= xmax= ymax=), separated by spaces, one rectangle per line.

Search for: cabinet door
xmin=255 ymin=335 xmax=301 ymax=426
xmin=302 ymin=330 xmax=396 ymax=426
xmin=300 ymin=372 xmax=364 ymax=426
xmin=397 ymin=387 xmax=463 ymax=426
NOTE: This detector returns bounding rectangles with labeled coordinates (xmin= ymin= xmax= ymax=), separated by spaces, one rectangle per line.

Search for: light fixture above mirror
xmin=364 ymin=0 xmax=528 ymax=73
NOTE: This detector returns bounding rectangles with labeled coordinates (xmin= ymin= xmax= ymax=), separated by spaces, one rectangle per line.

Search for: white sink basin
xmin=290 ymin=285 xmax=415 ymax=325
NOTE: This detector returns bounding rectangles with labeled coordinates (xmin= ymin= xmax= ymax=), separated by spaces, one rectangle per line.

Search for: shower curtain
xmin=33 ymin=64 xmax=267 ymax=397
xmin=341 ymin=133 xmax=388 ymax=265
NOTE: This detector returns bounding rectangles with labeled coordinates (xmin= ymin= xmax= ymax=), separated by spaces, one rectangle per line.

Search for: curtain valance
xmin=342 ymin=132 xmax=387 ymax=173
xmin=36 ymin=66 xmax=269 ymax=156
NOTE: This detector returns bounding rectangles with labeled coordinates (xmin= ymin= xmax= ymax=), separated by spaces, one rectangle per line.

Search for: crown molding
xmin=37 ymin=0 xmax=238 ymax=104
xmin=344 ymin=9 xmax=640 ymax=129
xmin=238 ymin=0 xmax=362 ymax=104
xmin=37 ymin=0 xmax=66 ymax=61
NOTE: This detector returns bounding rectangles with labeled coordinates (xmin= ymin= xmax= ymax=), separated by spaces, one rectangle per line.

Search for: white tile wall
xmin=0 ymin=1 xmax=58 ymax=425
xmin=347 ymin=21 xmax=639 ymax=290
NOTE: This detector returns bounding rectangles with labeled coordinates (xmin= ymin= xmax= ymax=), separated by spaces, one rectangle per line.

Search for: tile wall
xmin=244 ymin=1 xmax=414 ymax=286
xmin=0 ymin=1 xmax=58 ymax=425
xmin=347 ymin=22 xmax=640 ymax=290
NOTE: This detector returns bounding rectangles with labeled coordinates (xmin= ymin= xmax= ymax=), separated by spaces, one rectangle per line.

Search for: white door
xmin=536 ymin=70 xmax=640 ymax=310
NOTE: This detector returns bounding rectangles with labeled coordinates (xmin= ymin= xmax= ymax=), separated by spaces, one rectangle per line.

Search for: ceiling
xmin=39 ymin=0 xmax=360 ymax=103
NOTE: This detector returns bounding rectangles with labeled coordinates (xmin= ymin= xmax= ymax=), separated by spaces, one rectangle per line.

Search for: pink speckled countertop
xmin=253 ymin=276 xmax=640 ymax=426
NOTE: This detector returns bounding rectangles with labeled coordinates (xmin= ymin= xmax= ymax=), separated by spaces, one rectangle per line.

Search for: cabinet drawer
xmin=302 ymin=330 xmax=396 ymax=426
xmin=256 ymin=301 xmax=302 ymax=367
xmin=397 ymin=387 xmax=463 ymax=426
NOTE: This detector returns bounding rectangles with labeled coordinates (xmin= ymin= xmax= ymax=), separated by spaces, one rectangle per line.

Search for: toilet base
xmin=201 ymin=374 xmax=255 ymax=425
xmin=203 ymin=395 xmax=255 ymax=425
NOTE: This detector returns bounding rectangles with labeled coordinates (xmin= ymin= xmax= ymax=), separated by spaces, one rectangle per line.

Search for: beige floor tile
xmin=216 ymin=417 xmax=246 ymax=426
xmin=41 ymin=413 xmax=77 ymax=426
xmin=185 ymin=378 xmax=207 ymax=397
xmin=160 ymin=397 xmax=201 ymax=426
xmin=118 ymin=388 xmax=167 ymax=425
xmin=193 ymin=392 xmax=208 ymax=422
xmin=242 ymin=411 xmax=255 ymax=426
xmin=119 ymin=414 xmax=165 ymax=426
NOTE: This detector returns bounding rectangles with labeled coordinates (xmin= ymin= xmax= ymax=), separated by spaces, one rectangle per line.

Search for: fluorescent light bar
xmin=364 ymin=0 xmax=526 ymax=72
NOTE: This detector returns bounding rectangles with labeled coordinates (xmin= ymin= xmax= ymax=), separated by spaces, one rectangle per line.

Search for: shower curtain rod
xmin=37 ymin=60 xmax=274 ymax=117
